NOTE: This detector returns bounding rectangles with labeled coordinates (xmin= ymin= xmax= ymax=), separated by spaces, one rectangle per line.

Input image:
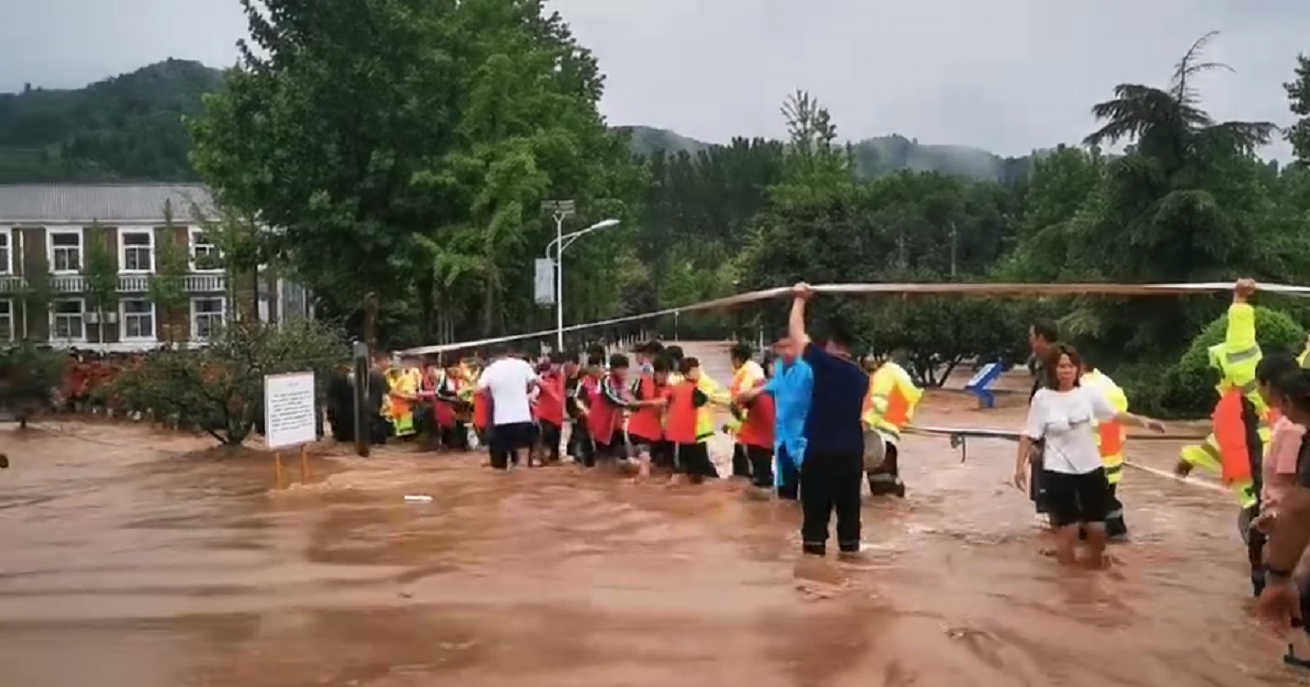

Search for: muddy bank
xmin=0 ymin=347 xmax=1296 ymax=687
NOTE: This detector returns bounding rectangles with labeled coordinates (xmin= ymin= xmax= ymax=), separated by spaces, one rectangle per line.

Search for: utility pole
xmin=541 ymin=200 xmax=575 ymax=352
xmin=949 ymin=220 xmax=958 ymax=279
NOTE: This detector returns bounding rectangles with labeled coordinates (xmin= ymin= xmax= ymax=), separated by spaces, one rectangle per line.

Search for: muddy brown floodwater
xmin=0 ymin=341 xmax=1301 ymax=686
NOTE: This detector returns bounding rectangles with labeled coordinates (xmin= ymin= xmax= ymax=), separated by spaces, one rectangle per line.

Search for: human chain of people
xmin=321 ymin=277 xmax=1310 ymax=662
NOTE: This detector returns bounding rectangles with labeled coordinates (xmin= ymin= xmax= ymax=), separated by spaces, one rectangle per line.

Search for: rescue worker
xmin=1175 ymin=278 xmax=1275 ymax=596
xmin=384 ymin=357 xmax=421 ymax=439
xmin=434 ymin=360 xmax=471 ymax=451
xmin=732 ymin=354 xmax=777 ymax=492
xmin=629 ymin=355 xmax=676 ymax=475
xmin=726 ymin=343 xmax=767 ymax=481
xmin=1080 ymin=359 xmax=1130 ymax=541
xmin=664 ymin=357 xmax=717 ymax=483
xmin=862 ymin=354 xmax=923 ymax=498
xmin=572 ymin=353 xmax=605 ymax=467
xmin=535 ymin=353 xmax=568 ymax=464
xmin=589 ymin=353 xmax=664 ymax=469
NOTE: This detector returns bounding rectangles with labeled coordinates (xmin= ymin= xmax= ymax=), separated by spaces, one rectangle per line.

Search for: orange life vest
xmin=737 ymin=380 xmax=775 ymax=449
xmin=626 ymin=374 xmax=665 ymax=441
xmin=663 ymin=381 xmax=700 ymax=445
xmin=1213 ymin=389 xmax=1252 ymax=484
xmin=536 ymin=371 xmax=566 ymax=425
xmin=473 ymin=390 xmax=490 ymax=431
xmin=1097 ymin=420 xmax=1125 ymax=457
xmin=587 ymin=374 xmax=627 ymax=443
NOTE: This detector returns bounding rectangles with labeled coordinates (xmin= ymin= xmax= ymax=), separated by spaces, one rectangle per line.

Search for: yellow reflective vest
xmin=1180 ymin=302 xmax=1267 ymax=508
xmin=725 ymin=360 xmax=765 ymax=435
xmin=861 ymin=361 xmax=923 ymax=447
xmin=1081 ymin=369 xmax=1127 ymax=485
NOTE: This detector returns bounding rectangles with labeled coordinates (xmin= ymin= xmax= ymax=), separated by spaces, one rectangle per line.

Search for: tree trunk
xmin=417 ymin=276 xmax=434 ymax=344
xmin=363 ymin=290 xmax=380 ymax=351
xmin=481 ymin=279 xmax=496 ymax=338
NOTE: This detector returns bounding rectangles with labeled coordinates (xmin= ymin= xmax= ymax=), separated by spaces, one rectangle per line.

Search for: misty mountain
xmin=0 ymin=59 xmax=1035 ymax=186
xmin=621 ymin=125 xmax=1036 ymax=185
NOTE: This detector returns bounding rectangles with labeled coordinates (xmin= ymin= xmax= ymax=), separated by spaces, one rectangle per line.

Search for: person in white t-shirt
xmin=478 ymin=348 xmax=540 ymax=470
xmin=1013 ymin=342 xmax=1166 ymax=568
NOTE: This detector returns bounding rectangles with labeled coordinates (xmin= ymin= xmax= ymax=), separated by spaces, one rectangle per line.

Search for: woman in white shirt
xmin=1013 ymin=343 xmax=1166 ymax=568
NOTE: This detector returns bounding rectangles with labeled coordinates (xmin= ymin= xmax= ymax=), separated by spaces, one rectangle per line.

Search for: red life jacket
xmin=664 ymin=381 xmax=699 ymax=444
xmin=627 ymin=374 xmax=665 ymax=441
xmin=473 ymin=390 xmax=490 ymax=431
xmin=587 ymin=373 xmax=626 ymax=443
xmin=536 ymin=371 xmax=566 ymax=425
xmin=1213 ymin=389 xmax=1253 ymax=484
xmin=434 ymin=376 xmax=460 ymax=429
xmin=737 ymin=380 xmax=775 ymax=449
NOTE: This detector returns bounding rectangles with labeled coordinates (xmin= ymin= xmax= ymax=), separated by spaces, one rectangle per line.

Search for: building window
xmin=191 ymin=297 xmax=225 ymax=340
xmin=0 ymin=227 xmax=10 ymax=275
xmin=51 ymin=299 xmax=85 ymax=341
xmin=49 ymin=229 xmax=82 ymax=274
xmin=120 ymin=299 xmax=156 ymax=340
xmin=189 ymin=228 xmax=222 ymax=271
xmin=0 ymin=299 xmax=12 ymax=341
xmin=119 ymin=230 xmax=154 ymax=273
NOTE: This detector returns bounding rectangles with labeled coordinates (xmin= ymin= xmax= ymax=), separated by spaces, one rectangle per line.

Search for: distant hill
xmin=0 ymin=60 xmax=1033 ymax=185
xmin=0 ymin=59 xmax=223 ymax=183
xmin=617 ymin=126 xmax=1036 ymax=185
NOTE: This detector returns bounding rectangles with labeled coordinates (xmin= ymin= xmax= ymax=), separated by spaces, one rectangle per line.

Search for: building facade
xmin=0 ymin=184 xmax=313 ymax=350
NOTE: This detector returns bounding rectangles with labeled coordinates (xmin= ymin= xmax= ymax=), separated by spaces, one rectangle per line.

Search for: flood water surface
xmin=0 ymin=343 xmax=1299 ymax=686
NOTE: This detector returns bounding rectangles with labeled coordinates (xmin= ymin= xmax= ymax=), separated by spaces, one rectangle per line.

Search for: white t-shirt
xmin=1023 ymin=386 xmax=1117 ymax=475
xmin=478 ymin=358 xmax=539 ymax=425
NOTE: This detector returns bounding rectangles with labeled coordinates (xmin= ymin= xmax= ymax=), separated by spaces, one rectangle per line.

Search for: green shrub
xmin=1149 ymin=306 xmax=1304 ymax=418
xmin=0 ymin=343 xmax=67 ymax=425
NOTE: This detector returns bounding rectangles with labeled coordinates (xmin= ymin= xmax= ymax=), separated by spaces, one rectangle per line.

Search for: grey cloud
xmin=2 ymin=0 xmax=1307 ymax=159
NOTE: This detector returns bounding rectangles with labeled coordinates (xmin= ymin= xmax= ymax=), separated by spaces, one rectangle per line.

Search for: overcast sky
xmin=3 ymin=0 xmax=1308 ymax=159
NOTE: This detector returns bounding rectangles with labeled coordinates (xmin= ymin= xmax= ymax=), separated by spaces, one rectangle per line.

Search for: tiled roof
xmin=0 ymin=184 xmax=216 ymax=223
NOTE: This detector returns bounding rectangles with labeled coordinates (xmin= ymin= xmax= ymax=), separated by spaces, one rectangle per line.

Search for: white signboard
xmin=534 ymin=258 xmax=555 ymax=305
xmin=263 ymin=372 xmax=317 ymax=449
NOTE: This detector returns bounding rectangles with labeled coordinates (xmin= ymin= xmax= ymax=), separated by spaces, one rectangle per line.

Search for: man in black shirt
xmin=789 ymin=282 xmax=871 ymax=556
xmin=1027 ymin=319 xmax=1059 ymax=521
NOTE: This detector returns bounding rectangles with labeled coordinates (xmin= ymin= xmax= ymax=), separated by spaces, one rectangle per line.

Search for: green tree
xmin=1285 ymin=53 xmax=1310 ymax=166
xmin=149 ymin=201 xmax=191 ymax=344
xmin=0 ymin=342 xmax=66 ymax=427
xmin=82 ymin=225 xmax=118 ymax=347
xmin=108 ymin=320 xmax=342 ymax=445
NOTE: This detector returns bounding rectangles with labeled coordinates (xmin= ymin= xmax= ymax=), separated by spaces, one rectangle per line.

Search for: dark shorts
xmin=628 ymin=433 xmax=659 ymax=456
xmin=651 ymin=440 xmax=675 ymax=468
xmin=1043 ymin=467 xmax=1110 ymax=529
xmin=492 ymin=422 xmax=536 ymax=453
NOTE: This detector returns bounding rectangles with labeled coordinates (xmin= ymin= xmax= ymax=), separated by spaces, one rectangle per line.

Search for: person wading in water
xmin=1014 ymin=343 xmax=1166 ymax=568
xmin=787 ymin=283 xmax=869 ymax=557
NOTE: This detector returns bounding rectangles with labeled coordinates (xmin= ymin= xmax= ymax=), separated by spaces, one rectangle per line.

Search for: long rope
xmin=906 ymin=426 xmax=1229 ymax=494
xmin=399 ymin=280 xmax=1310 ymax=355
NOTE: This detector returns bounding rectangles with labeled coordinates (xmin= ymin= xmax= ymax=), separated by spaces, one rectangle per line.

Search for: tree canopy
xmin=5 ymin=26 xmax=1310 ymax=416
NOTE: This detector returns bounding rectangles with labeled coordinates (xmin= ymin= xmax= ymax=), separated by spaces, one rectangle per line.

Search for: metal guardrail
xmin=0 ymin=273 xmax=226 ymax=293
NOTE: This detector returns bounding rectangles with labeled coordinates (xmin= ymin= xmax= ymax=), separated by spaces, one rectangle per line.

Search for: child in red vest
xmin=665 ymin=357 xmax=715 ymax=483
xmin=626 ymin=355 xmax=674 ymax=479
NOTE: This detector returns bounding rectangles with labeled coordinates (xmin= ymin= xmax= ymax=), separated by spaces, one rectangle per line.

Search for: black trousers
xmin=799 ymin=448 xmax=863 ymax=555
xmin=777 ymin=445 xmax=800 ymax=500
xmin=568 ymin=422 xmax=596 ymax=467
xmin=1105 ymin=483 xmax=1128 ymax=537
xmin=732 ymin=444 xmax=752 ymax=478
xmin=539 ymin=421 xmax=563 ymax=463
xmin=867 ymin=443 xmax=904 ymax=496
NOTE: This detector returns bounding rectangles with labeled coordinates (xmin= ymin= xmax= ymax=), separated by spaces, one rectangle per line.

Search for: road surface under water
xmin=0 ymin=342 xmax=1300 ymax=686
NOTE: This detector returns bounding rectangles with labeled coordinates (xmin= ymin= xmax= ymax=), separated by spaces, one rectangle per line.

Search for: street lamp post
xmin=541 ymin=205 xmax=619 ymax=351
